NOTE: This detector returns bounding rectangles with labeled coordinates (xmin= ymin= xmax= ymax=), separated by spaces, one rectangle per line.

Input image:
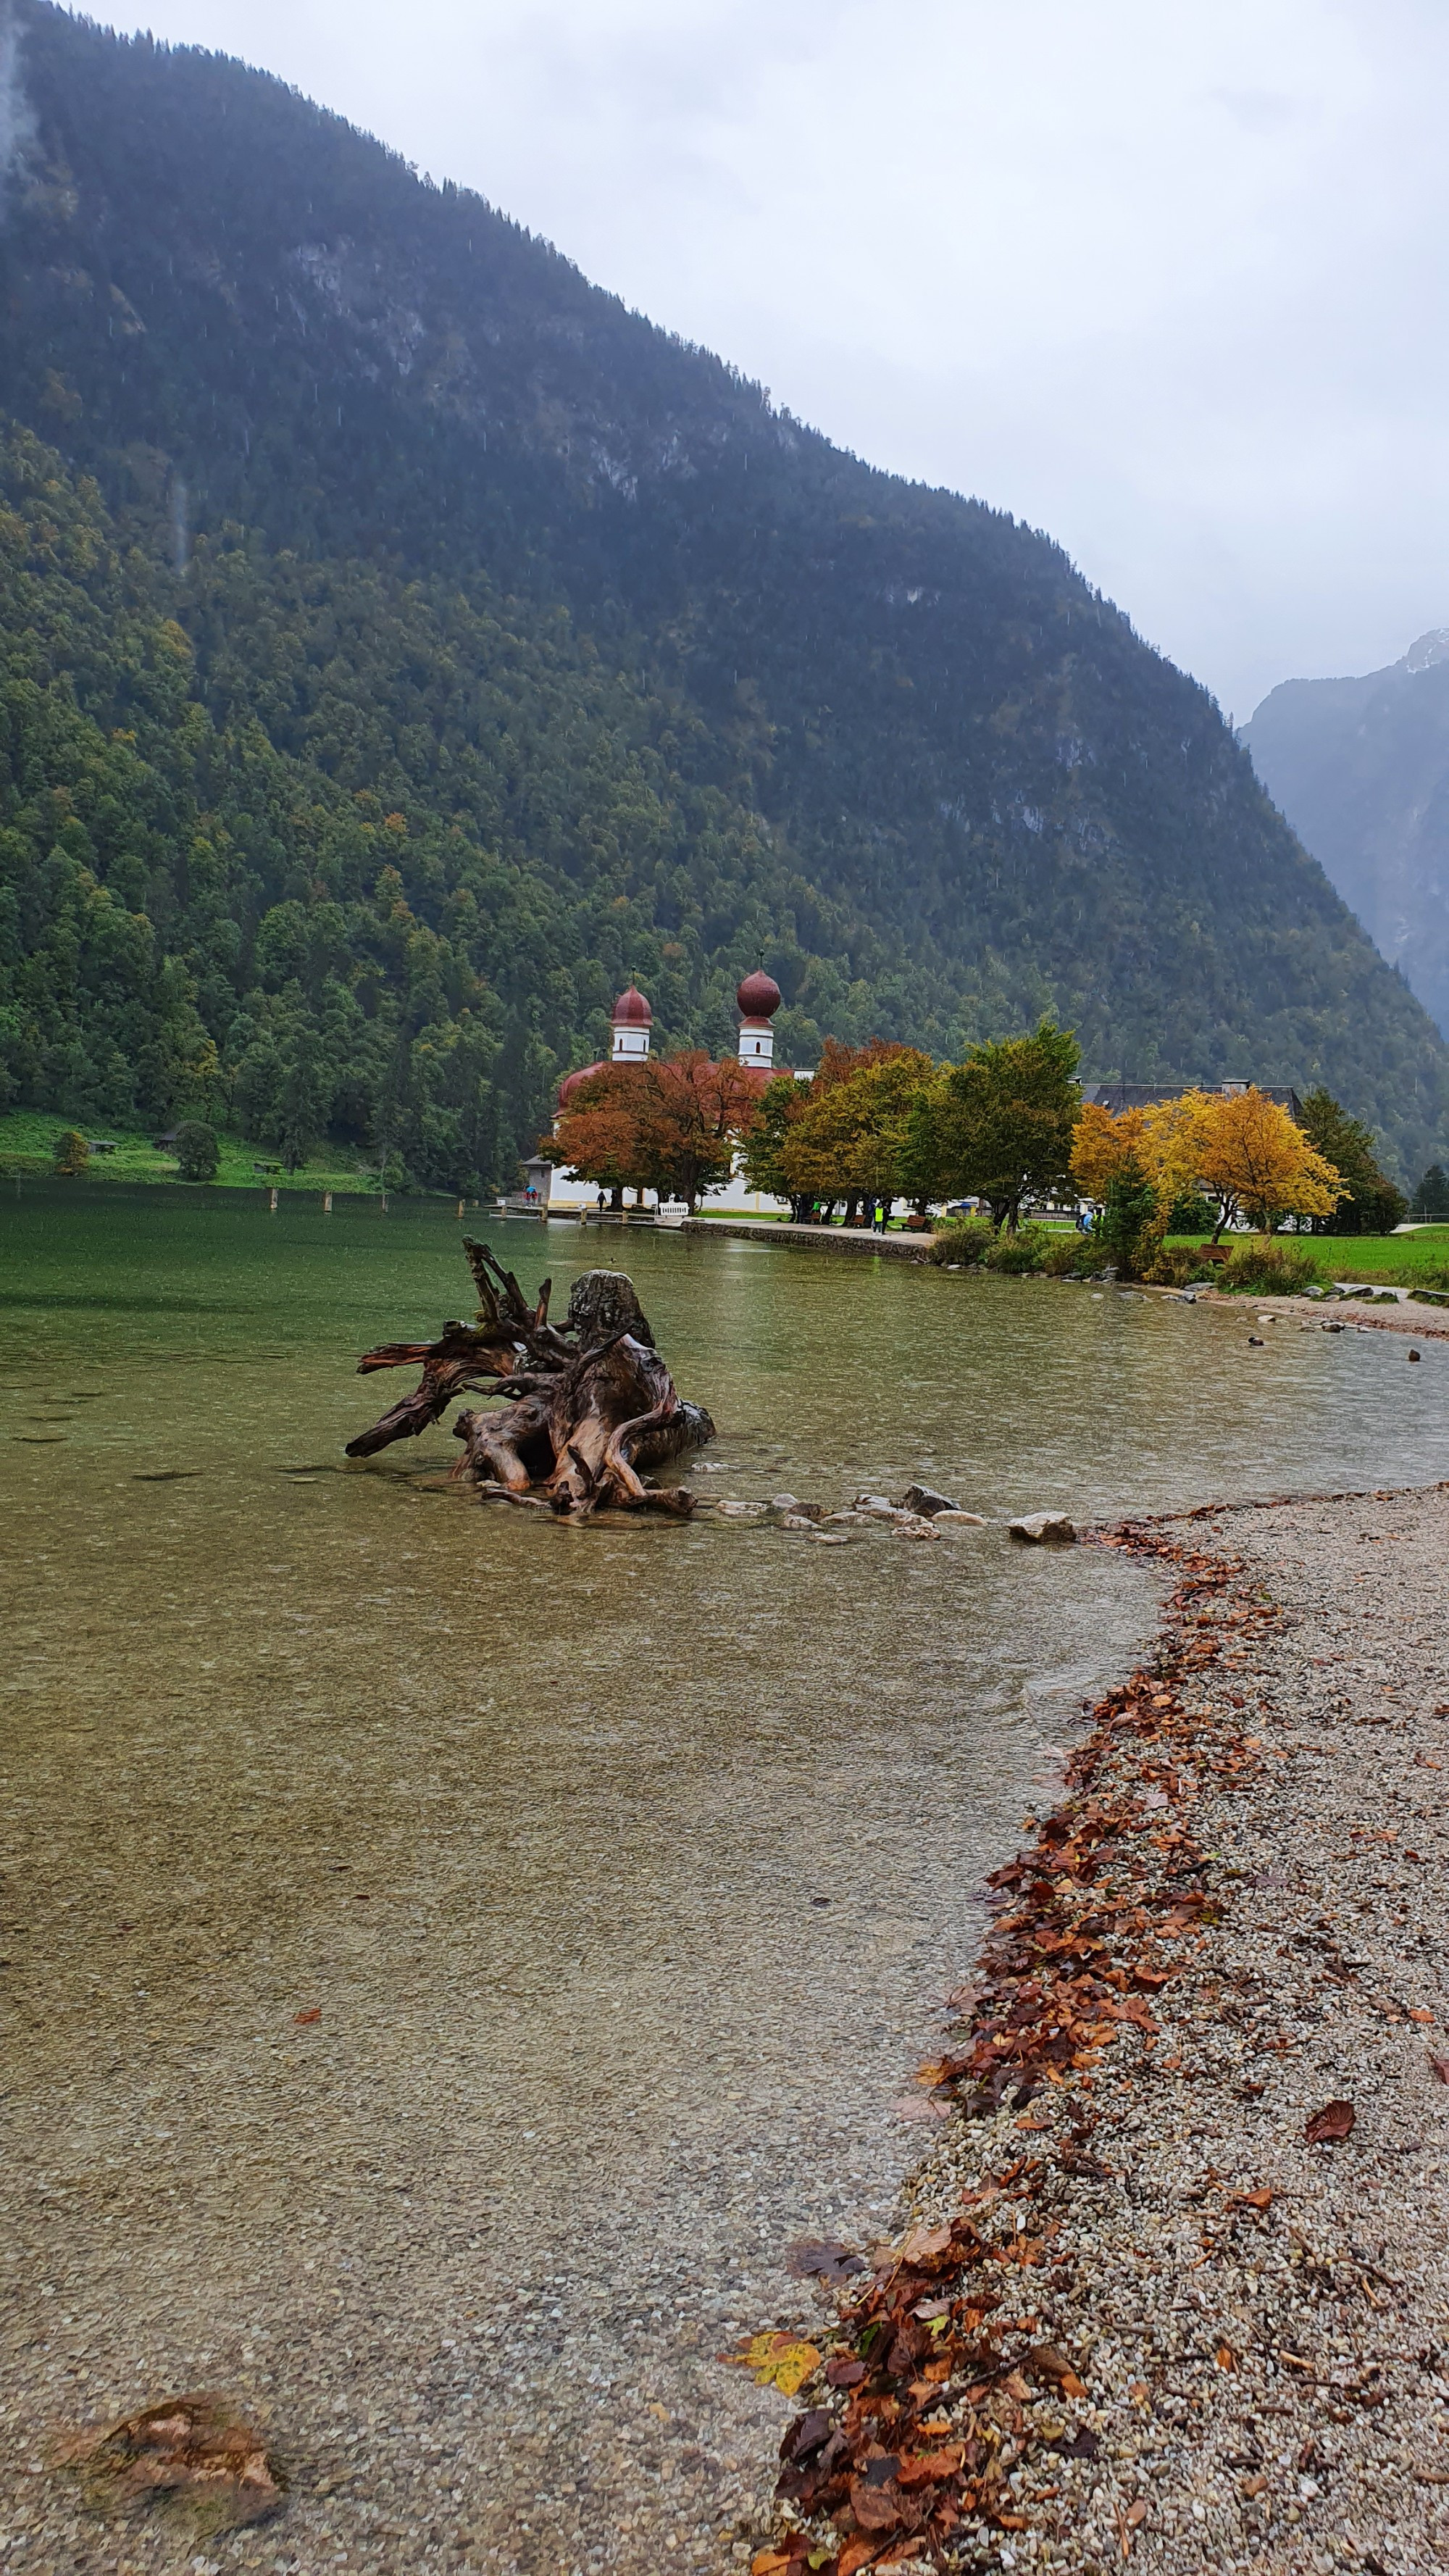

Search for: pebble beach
xmin=752 ymin=1481 xmax=1449 ymax=2576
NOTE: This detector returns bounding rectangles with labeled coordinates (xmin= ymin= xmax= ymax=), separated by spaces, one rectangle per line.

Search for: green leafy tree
xmin=172 ymin=1118 xmax=220 ymax=1181
xmin=277 ymin=1022 xmax=332 ymax=1172
xmin=925 ymin=1020 xmax=1081 ymax=1228
xmin=741 ymin=1072 xmax=812 ymax=1214
xmin=1412 ymin=1163 xmax=1449 ymax=1220
xmin=1296 ymin=1089 xmax=1405 ymax=1234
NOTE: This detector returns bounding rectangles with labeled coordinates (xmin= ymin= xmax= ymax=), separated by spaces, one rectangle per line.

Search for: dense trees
xmin=3 ymin=4 xmax=1449 ymax=1184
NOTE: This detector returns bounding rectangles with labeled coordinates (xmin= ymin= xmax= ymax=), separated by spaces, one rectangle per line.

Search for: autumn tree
xmin=51 ymin=1127 xmax=89 ymax=1176
xmin=1153 ymin=1088 xmax=1342 ymax=1239
xmin=1069 ymin=1100 xmax=1161 ymax=1273
xmin=635 ymin=1051 xmax=762 ymax=1212
xmin=549 ymin=1054 xmax=761 ymax=1212
xmin=548 ymin=1063 xmax=651 ymax=1209
xmin=1069 ymin=1101 xmax=1148 ymax=1203
xmin=778 ymin=1047 xmax=935 ymax=1214
xmin=922 ymin=1020 xmax=1080 ymax=1227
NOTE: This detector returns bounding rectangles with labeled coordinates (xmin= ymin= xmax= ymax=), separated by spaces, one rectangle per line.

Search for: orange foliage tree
xmin=547 ymin=1064 xmax=651 ymax=1209
xmin=548 ymin=1052 xmax=762 ymax=1213
xmin=1069 ymin=1101 xmax=1148 ymax=1203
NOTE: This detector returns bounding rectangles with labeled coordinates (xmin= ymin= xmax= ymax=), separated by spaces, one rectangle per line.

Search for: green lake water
xmin=2 ymin=1186 xmax=1445 ymax=2572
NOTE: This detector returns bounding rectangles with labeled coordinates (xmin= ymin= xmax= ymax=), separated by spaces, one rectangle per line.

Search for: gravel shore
xmin=754 ymin=1482 xmax=1449 ymax=2576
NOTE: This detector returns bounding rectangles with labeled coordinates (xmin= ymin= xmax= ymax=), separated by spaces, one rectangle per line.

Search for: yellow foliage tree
xmin=1072 ymin=1087 xmax=1345 ymax=1251
xmin=1069 ymin=1101 xmax=1147 ymax=1201
xmin=1145 ymin=1088 xmax=1342 ymax=1239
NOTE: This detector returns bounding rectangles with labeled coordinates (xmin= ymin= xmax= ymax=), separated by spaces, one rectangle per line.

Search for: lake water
xmin=3 ymin=1187 xmax=1445 ymax=2574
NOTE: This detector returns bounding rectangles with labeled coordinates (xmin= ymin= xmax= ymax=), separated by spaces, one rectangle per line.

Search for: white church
xmin=518 ymin=971 xmax=806 ymax=1217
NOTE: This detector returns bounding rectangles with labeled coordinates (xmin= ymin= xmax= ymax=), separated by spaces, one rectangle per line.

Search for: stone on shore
xmin=1007 ymin=1510 xmax=1076 ymax=1543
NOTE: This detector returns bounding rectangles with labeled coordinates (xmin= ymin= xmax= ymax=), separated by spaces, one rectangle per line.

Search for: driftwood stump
xmin=346 ymin=1240 xmax=713 ymax=1518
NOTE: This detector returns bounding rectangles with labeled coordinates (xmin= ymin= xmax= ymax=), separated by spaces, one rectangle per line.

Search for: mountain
xmin=2 ymin=1 xmax=1448 ymax=1185
xmin=1243 ymin=633 xmax=1449 ymax=1046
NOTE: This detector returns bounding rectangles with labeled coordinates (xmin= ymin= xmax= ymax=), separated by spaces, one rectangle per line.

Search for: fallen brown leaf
xmin=293 ymin=2007 xmax=321 ymax=2026
xmin=896 ymin=2222 xmax=953 ymax=2267
xmin=784 ymin=2237 xmax=867 ymax=2285
xmin=1304 ymin=2099 xmax=1355 ymax=2143
xmin=1027 ymin=2342 xmax=1087 ymax=2398
xmin=51 ymin=2393 xmax=284 ymax=2531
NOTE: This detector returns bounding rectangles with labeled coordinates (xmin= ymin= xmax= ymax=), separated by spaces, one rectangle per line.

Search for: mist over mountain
xmin=2 ymin=0 xmax=1447 ymax=1183
xmin=1244 ymin=633 xmax=1449 ymax=1049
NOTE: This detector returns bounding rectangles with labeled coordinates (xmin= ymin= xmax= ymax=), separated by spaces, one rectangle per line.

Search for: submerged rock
xmin=901 ymin=1482 xmax=959 ymax=1517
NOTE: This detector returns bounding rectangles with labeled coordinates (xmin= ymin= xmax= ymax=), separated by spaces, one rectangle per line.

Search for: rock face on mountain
xmin=1244 ymin=634 xmax=1449 ymax=1043
xmin=1 ymin=0 xmax=1448 ymax=1179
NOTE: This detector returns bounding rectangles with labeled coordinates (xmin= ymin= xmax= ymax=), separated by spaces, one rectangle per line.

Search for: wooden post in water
xmin=323 ymin=1191 xmax=333 ymax=1213
xmin=270 ymin=1187 xmax=278 ymax=1214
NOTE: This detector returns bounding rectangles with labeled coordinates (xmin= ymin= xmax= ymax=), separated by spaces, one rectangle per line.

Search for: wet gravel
xmin=839 ymin=1482 xmax=1449 ymax=2575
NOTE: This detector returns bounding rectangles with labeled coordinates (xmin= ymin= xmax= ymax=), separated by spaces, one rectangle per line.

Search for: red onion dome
xmin=611 ymin=984 xmax=653 ymax=1027
xmin=736 ymin=968 xmax=782 ymax=1019
xmin=557 ymin=1059 xmax=606 ymax=1107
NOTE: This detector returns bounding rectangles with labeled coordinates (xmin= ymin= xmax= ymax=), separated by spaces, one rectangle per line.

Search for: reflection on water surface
xmin=1 ymin=1188 xmax=1443 ymax=2569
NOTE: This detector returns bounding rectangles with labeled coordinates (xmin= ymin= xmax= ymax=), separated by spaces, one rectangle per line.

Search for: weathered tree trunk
xmin=345 ymin=1240 xmax=713 ymax=1520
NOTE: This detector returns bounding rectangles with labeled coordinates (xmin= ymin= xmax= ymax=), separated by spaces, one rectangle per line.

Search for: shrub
xmin=1144 ymin=1243 xmax=1206 ymax=1288
xmin=172 ymin=1118 xmax=220 ymax=1183
xmin=985 ymin=1221 xmax=1051 ymax=1274
xmin=928 ymin=1213 xmax=995 ymax=1267
xmin=1040 ymin=1230 xmax=1098 ymax=1276
xmin=1217 ymin=1239 xmax=1322 ymax=1296
xmin=51 ymin=1127 xmax=89 ymax=1176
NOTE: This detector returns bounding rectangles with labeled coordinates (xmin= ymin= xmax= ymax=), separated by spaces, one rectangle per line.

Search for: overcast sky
xmin=90 ymin=0 xmax=1449 ymax=722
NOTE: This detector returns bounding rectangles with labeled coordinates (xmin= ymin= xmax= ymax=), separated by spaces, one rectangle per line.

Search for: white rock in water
xmin=715 ymin=1499 xmax=769 ymax=1518
xmin=771 ymin=1491 xmax=801 ymax=1509
xmin=780 ymin=1512 xmax=819 ymax=1532
xmin=895 ymin=1513 xmax=942 ymax=1540
xmin=853 ymin=1492 xmax=896 ymax=1513
xmin=1007 ymin=1511 xmax=1076 ymax=1545
xmin=935 ymin=1509 xmax=988 ymax=1525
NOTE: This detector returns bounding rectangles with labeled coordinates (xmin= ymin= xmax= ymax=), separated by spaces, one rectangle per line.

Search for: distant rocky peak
xmin=1403 ymin=629 xmax=1449 ymax=674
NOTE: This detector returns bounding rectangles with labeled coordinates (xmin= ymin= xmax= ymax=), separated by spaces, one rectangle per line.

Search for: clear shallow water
xmin=2 ymin=1188 xmax=1445 ymax=2572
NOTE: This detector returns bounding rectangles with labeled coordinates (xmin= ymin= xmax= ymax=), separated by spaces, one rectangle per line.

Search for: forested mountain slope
xmin=1244 ymin=634 xmax=1449 ymax=1045
xmin=2 ymin=0 xmax=1447 ymax=1183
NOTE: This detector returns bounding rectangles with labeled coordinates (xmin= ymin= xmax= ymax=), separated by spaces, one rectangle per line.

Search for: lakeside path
xmin=750 ymin=1484 xmax=1449 ymax=2576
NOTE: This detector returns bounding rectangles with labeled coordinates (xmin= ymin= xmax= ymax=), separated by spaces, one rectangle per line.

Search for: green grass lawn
xmin=0 ymin=1109 xmax=388 ymax=1195
xmin=1164 ymin=1229 xmax=1449 ymax=1288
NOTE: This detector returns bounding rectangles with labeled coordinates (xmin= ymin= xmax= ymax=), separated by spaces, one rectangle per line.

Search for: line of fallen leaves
xmin=732 ymin=1533 xmax=1269 ymax=2576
